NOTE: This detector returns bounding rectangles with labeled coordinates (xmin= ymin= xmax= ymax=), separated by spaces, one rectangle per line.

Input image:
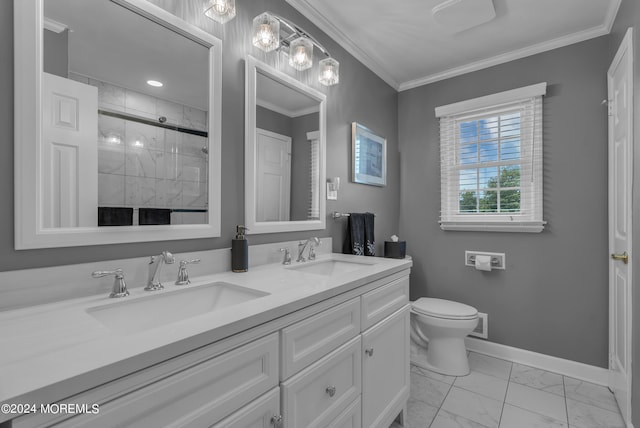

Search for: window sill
xmin=440 ymin=221 xmax=546 ymax=233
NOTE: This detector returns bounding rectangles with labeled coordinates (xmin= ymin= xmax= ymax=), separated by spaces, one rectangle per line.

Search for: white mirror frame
xmin=245 ymin=56 xmax=326 ymax=234
xmin=14 ymin=0 xmax=222 ymax=249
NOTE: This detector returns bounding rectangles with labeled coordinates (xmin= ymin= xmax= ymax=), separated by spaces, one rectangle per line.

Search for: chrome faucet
xmin=146 ymin=251 xmax=175 ymax=291
xmin=297 ymin=237 xmax=321 ymax=262
xmin=92 ymin=269 xmax=129 ymax=298
xmin=279 ymin=248 xmax=292 ymax=265
xmin=175 ymin=259 xmax=200 ymax=285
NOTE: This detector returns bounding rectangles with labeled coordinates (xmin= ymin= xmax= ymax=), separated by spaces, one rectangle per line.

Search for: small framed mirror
xmin=14 ymin=0 xmax=222 ymax=249
xmin=244 ymin=56 xmax=326 ymax=234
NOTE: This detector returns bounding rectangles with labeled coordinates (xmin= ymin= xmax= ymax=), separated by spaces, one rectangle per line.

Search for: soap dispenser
xmin=232 ymin=225 xmax=249 ymax=272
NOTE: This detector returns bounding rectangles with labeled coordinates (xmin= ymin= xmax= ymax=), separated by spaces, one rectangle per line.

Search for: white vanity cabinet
xmin=11 ymin=269 xmax=410 ymax=428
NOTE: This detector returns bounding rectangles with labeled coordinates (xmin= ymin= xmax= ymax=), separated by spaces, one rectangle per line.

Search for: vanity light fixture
xmin=204 ymin=0 xmax=236 ymax=24
xmin=289 ymin=37 xmax=313 ymax=71
xmin=252 ymin=12 xmax=280 ymax=52
xmin=251 ymin=12 xmax=340 ymax=86
xmin=146 ymin=80 xmax=163 ymax=87
xmin=319 ymin=57 xmax=339 ymax=86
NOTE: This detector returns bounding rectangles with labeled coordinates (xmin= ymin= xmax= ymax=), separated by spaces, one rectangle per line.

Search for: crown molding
xmin=399 ymin=21 xmax=614 ymax=91
xmin=286 ymin=0 xmax=621 ymax=93
xmin=285 ymin=0 xmax=400 ymax=90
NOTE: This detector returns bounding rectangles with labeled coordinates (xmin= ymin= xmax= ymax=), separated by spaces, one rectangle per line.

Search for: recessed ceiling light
xmin=147 ymin=80 xmax=163 ymax=87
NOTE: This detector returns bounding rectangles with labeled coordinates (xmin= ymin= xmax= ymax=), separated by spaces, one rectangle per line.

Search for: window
xmin=436 ymin=83 xmax=546 ymax=232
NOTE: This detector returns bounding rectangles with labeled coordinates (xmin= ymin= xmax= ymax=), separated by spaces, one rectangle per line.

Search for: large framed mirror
xmin=245 ymin=56 xmax=326 ymax=234
xmin=14 ymin=0 xmax=222 ymax=249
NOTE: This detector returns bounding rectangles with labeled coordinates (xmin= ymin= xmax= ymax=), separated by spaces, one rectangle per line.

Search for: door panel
xmin=607 ymin=27 xmax=633 ymax=425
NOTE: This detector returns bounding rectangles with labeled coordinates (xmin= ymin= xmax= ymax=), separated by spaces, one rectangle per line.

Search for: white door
xmin=42 ymin=72 xmax=98 ymax=227
xmin=256 ymin=129 xmax=291 ymax=222
xmin=608 ymin=27 xmax=633 ymax=425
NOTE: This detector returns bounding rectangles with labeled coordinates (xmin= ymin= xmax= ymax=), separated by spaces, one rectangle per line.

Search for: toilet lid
xmin=412 ymin=298 xmax=478 ymax=320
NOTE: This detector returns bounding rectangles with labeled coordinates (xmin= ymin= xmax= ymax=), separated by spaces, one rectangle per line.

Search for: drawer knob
xmin=325 ymin=385 xmax=337 ymax=397
xmin=271 ymin=414 xmax=283 ymax=427
xmin=365 ymin=347 xmax=374 ymax=357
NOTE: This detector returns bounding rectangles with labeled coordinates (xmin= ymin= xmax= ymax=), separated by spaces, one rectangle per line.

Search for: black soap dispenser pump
xmin=232 ymin=225 xmax=249 ymax=272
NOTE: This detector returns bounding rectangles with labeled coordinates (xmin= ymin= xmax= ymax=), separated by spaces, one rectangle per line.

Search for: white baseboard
xmin=464 ymin=337 xmax=609 ymax=386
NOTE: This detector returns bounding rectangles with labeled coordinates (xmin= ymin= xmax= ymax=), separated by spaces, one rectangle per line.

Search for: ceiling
xmin=44 ymin=0 xmax=210 ymax=110
xmin=257 ymin=70 xmax=320 ymax=118
xmin=285 ymin=0 xmax=622 ymax=91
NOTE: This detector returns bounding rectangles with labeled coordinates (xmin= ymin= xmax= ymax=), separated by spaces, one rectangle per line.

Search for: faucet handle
xmin=279 ymin=248 xmax=292 ymax=265
xmin=91 ymin=269 xmax=129 ymax=298
xmin=175 ymin=259 xmax=200 ymax=286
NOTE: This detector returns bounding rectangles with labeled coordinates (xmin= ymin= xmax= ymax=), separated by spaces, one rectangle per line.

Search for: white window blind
xmin=436 ymin=83 xmax=546 ymax=233
xmin=307 ymin=131 xmax=320 ymax=220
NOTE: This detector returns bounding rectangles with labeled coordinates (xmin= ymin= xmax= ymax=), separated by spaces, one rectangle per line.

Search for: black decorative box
xmin=384 ymin=241 xmax=406 ymax=259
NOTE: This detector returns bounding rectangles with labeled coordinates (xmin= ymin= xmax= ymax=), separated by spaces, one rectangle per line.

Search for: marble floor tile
xmin=431 ymin=409 xmax=489 ymax=428
xmin=509 ymin=363 xmax=564 ymax=396
xmin=411 ymin=364 xmax=456 ymax=385
xmin=467 ymin=352 xmax=512 ymax=380
xmin=403 ymin=398 xmax=439 ymax=428
xmin=440 ymin=387 xmax=502 ymax=428
xmin=566 ymin=398 xmax=625 ymax=428
xmin=454 ymin=371 xmax=508 ymax=401
xmin=505 ymin=382 xmax=567 ymax=423
xmin=499 ymin=403 xmax=567 ymax=428
xmin=391 ymin=352 xmax=626 ymax=428
xmin=563 ymin=377 xmax=620 ymax=413
xmin=410 ymin=371 xmax=452 ymax=408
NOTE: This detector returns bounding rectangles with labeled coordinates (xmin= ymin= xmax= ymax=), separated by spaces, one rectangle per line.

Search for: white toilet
xmin=411 ymin=298 xmax=479 ymax=376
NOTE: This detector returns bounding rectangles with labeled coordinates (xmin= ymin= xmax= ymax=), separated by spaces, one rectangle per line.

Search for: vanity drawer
xmin=327 ymin=397 xmax=361 ymax=428
xmin=211 ymin=387 xmax=280 ymax=428
xmin=361 ymin=275 xmax=409 ymax=331
xmin=48 ymin=333 xmax=279 ymax=428
xmin=281 ymin=336 xmax=361 ymax=428
xmin=280 ymin=297 xmax=360 ymax=379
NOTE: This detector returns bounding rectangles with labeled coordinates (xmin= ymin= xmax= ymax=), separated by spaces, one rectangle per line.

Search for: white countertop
xmin=0 ymin=253 xmax=411 ymax=417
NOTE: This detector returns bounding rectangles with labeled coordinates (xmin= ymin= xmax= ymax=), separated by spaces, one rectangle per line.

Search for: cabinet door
xmin=212 ymin=387 xmax=280 ymax=428
xmin=361 ymin=305 xmax=410 ymax=428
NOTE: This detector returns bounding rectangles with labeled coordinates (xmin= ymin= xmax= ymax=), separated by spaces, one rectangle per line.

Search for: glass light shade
xmin=289 ymin=37 xmax=313 ymax=71
xmin=204 ymin=0 xmax=236 ymax=24
xmin=252 ymin=13 xmax=280 ymax=52
xmin=318 ymin=57 xmax=339 ymax=86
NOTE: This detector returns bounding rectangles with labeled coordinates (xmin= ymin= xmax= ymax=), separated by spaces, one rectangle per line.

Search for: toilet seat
xmin=412 ymin=297 xmax=478 ymax=320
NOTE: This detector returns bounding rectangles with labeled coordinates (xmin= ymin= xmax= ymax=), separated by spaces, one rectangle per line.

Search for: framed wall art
xmin=351 ymin=122 xmax=386 ymax=186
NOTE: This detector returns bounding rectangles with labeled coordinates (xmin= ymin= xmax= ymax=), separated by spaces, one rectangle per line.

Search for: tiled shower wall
xmin=70 ymin=73 xmax=209 ymax=224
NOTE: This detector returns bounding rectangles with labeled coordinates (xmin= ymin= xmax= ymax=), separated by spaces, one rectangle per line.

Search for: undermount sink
xmin=287 ymin=259 xmax=372 ymax=276
xmin=87 ymin=282 xmax=268 ymax=334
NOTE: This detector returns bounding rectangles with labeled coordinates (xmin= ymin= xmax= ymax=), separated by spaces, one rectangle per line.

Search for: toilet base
xmin=410 ymin=313 xmax=476 ymax=377
xmin=424 ymin=337 xmax=470 ymax=376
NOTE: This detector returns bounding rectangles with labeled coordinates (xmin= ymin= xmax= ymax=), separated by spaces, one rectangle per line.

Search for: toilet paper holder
xmin=465 ymin=251 xmax=506 ymax=270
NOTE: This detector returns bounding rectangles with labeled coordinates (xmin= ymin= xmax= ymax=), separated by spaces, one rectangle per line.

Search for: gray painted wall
xmin=608 ymin=0 xmax=640 ymax=420
xmin=256 ymin=105 xmax=292 ymax=136
xmin=398 ymin=36 xmax=610 ymax=367
xmin=43 ymin=29 xmax=68 ymax=78
xmin=0 ymin=0 xmax=399 ymax=272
